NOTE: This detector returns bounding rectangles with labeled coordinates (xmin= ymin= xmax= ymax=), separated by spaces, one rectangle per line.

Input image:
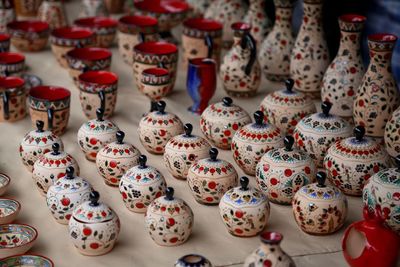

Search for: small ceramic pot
xmin=219 ymin=176 xmax=270 ymax=237
xmin=256 ymin=135 xmax=316 ymax=205
xmin=80 ymin=0 xmax=108 ymax=17
xmin=140 ymin=67 xmax=172 ymax=100
xmin=231 ymin=111 xmax=284 ymax=176
xmin=13 ymin=0 xmax=42 ymax=17
xmin=164 ymin=123 xmax=211 ymax=180
xmin=384 ymin=106 xmax=400 ymax=160
xmin=74 ymin=17 xmax=118 ymax=48
xmin=0 ymin=224 xmax=38 ymax=259
xmin=0 ymin=33 xmax=10 ymax=52
xmin=119 ymin=155 xmax=166 ymax=213
xmin=0 ymin=2 xmax=15 ymax=33
xmin=0 ymin=255 xmax=54 ymax=267
xmin=32 ymin=143 xmax=80 ymax=196
xmin=7 ymin=20 xmax=49 ymax=52
xmin=105 ymin=0 xmax=125 ymax=14
xmin=37 ymin=0 xmax=68 ymax=30
xmin=187 ymin=148 xmax=238 ymax=205
xmin=145 ymin=187 xmax=194 ymax=246
xmin=0 ymin=52 xmax=25 ymax=77
xmin=175 ymin=254 xmax=212 ymax=267
xmin=292 ymin=172 xmax=348 ymax=235
xmin=77 ymin=108 xmax=119 ymax=162
xmin=0 ymin=173 xmax=11 ymax=196
xmin=28 ymin=86 xmax=71 ymax=136
xmin=68 ymin=191 xmax=120 ymax=256
xmin=0 ymin=198 xmax=21 ymax=224
xmin=46 ymin=166 xmax=92 ymax=224
xmin=0 ymin=76 xmax=26 ymax=122
xmin=96 ymin=131 xmax=141 ymax=187
xmin=138 ymin=101 xmax=184 ymax=154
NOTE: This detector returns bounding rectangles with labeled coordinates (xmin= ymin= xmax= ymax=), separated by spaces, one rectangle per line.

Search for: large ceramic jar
xmin=294 ymin=101 xmax=352 ymax=168
xmin=164 ymin=123 xmax=211 ymax=180
xmin=324 ymin=126 xmax=391 ymax=196
xmin=145 ymin=187 xmax=194 ymax=246
xmin=68 ymin=191 xmax=120 ymax=256
xmin=96 ymin=131 xmax=140 ymax=187
xmin=200 ymin=97 xmax=251 ymax=150
xmin=19 ymin=120 xmax=63 ymax=172
xmin=256 ymin=136 xmax=316 ymax=205
xmin=259 ymin=79 xmax=316 ymax=135
xmin=292 ymin=172 xmax=348 ymax=235
xmin=138 ymin=101 xmax=184 ymax=154
xmin=384 ymin=106 xmax=400 ymax=160
xmin=175 ymin=254 xmax=212 ymax=267
xmin=119 ymin=155 xmax=166 ymax=213
xmin=46 ymin=166 xmax=92 ymax=225
xmin=232 ymin=111 xmax=283 ymax=176
xmin=219 ymin=176 xmax=270 ymax=237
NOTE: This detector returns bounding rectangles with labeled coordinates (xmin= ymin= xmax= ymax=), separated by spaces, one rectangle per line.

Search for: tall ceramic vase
xmin=290 ymin=0 xmax=329 ymax=99
xmin=259 ymin=0 xmax=294 ymax=82
xmin=0 ymin=0 xmax=15 ymax=32
xmin=321 ymin=14 xmax=366 ymax=121
xmin=37 ymin=0 xmax=68 ymax=30
xmin=353 ymin=34 xmax=400 ymax=138
xmin=245 ymin=0 xmax=270 ymax=45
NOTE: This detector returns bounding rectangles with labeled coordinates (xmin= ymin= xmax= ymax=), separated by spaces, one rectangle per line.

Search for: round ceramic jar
xmin=294 ymin=101 xmax=352 ymax=168
xmin=231 ymin=111 xmax=284 ymax=176
xmin=259 ymin=79 xmax=316 ymax=135
xmin=68 ymin=191 xmax=120 ymax=256
xmin=77 ymin=108 xmax=119 ymax=162
xmin=46 ymin=166 xmax=92 ymax=225
xmin=144 ymin=187 xmax=194 ymax=246
xmin=292 ymin=172 xmax=348 ymax=235
xmin=32 ymin=143 xmax=80 ymax=196
xmin=256 ymin=135 xmax=317 ymax=205
xmin=119 ymin=155 xmax=166 ymax=213
xmin=175 ymin=254 xmax=212 ymax=267
xmin=324 ymin=126 xmax=391 ymax=196
xmin=138 ymin=101 xmax=184 ymax=154
xmin=96 ymin=131 xmax=140 ymax=187
xmin=187 ymin=148 xmax=238 ymax=205
xmin=200 ymin=97 xmax=251 ymax=150
xmin=219 ymin=176 xmax=270 ymax=237
xmin=164 ymin=123 xmax=212 ymax=180
xmin=19 ymin=120 xmax=64 ymax=172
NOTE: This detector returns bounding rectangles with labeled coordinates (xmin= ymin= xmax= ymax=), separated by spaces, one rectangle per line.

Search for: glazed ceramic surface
xmin=0 ymin=173 xmax=10 ymax=196
xmin=37 ymin=0 xmax=67 ymax=30
xmin=80 ymin=0 xmax=108 ymax=17
xmin=0 ymin=2 xmax=15 ymax=33
xmin=140 ymin=67 xmax=172 ymax=100
xmin=245 ymin=0 xmax=270 ymax=45
xmin=0 ymin=76 xmax=26 ymax=122
xmin=0 ymin=52 xmax=25 ymax=77
xmin=104 ymin=0 xmax=124 ymax=14
xmin=74 ymin=17 xmax=117 ymax=48
xmin=6 ymin=20 xmax=49 ymax=52
xmin=174 ymin=254 xmax=212 ymax=267
xmin=0 ymin=199 xmax=20 ymax=224
xmin=384 ymin=106 xmax=400 ymax=159
xmin=0 ymin=254 xmax=54 ymax=267
xmin=14 ymin=0 xmax=42 ymax=17
xmin=186 ymin=0 xmax=210 ymax=16
xmin=0 ymin=224 xmax=37 ymax=259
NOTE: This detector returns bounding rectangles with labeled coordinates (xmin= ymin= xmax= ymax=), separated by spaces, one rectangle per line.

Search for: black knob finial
xmin=184 ymin=123 xmax=193 ymax=137
xmin=66 ymin=166 xmax=74 ymax=179
xmin=285 ymin=79 xmax=294 ymax=93
xmin=157 ymin=101 xmax=166 ymax=114
xmin=209 ymin=148 xmax=218 ymax=161
xmin=150 ymin=101 xmax=157 ymax=112
xmin=222 ymin=97 xmax=233 ymax=107
xmin=240 ymin=176 xmax=249 ymax=190
xmin=138 ymin=155 xmax=147 ymax=168
xmin=116 ymin=131 xmax=125 ymax=144
xmin=354 ymin=126 xmax=365 ymax=142
xmin=284 ymin=136 xmax=294 ymax=151
xmin=321 ymin=101 xmax=332 ymax=117
xmin=52 ymin=143 xmax=60 ymax=155
xmin=396 ymin=155 xmax=400 ymax=171
xmin=254 ymin=111 xmax=264 ymax=125
xmin=89 ymin=191 xmax=100 ymax=206
xmin=165 ymin=187 xmax=174 ymax=200
xmin=96 ymin=108 xmax=104 ymax=121
xmin=36 ymin=120 xmax=44 ymax=132
xmin=316 ymin=172 xmax=326 ymax=188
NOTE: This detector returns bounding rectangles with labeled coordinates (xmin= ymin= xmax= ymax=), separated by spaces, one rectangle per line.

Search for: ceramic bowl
xmin=0 ymin=52 xmax=25 ymax=77
xmin=0 ymin=173 xmax=11 ymax=196
xmin=0 ymin=199 xmax=21 ymax=224
xmin=0 ymin=224 xmax=38 ymax=258
xmin=0 ymin=254 xmax=54 ymax=267
xmin=0 ymin=33 xmax=10 ymax=52
xmin=7 ymin=20 xmax=49 ymax=52
xmin=74 ymin=17 xmax=118 ymax=48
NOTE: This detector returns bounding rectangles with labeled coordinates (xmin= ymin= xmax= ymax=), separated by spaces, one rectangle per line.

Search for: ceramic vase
xmin=245 ymin=0 xmax=270 ymax=45
xmin=37 ymin=0 xmax=68 ymax=30
xmin=384 ymin=106 xmax=400 ymax=160
xmin=0 ymin=1 xmax=15 ymax=33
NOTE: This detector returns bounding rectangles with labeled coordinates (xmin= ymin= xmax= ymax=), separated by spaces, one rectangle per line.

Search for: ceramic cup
xmin=74 ymin=17 xmax=118 ymax=48
xmin=78 ymin=70 xmax=118 ymax=119
xmin=0 ymin=52 xmax=25 ymax=77
xmin=28 ymin=86 xmax=71 ymax=136
xmin=14 ymin=0 xmax=42 ymax=17
xmin=7 ymin=20 xmax=49 ymax=52
xmin=0 ymin=76 xmax=26 ymax=122
xmin=0 ymin=34 xmax=10 ymax=52
xmin=140 ymin=67 xmax=172 ymax=100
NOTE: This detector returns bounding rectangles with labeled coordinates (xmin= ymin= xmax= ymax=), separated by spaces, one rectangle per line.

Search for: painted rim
xmin=29 ymin=86 xmax=71 ymax=102
xmin=183 ymin=18 xmax=222 ymax=31
xmin=134 ymin=0 xmax=190 ymax=14
xmin=134 ymin=41 xmax=177 ymax=55
xmin=7 ymin=20 xmax=49 ymax=33
xmin=231 ymin=22 xmax=251 ymax=31
xmin=0 ymin=224 xmax=38 ymax=250
xmin=74 ymin=17 xmax=118 ymax=28
xmin=51 ymin=26 xmax=94 ymax=40
xmin=0 ymin=52 xmax=25 ymax=64
xmin=0 ymin=254 xmax=54 ymax=267
xmin=339 ymin=14 xmax=366 ymax=23
xmin=368 ymin=33 xmax=397 ymax=42
xmin=260 ymin=231 xmax=283 ymax=244
xmin=66 ymin=47 xmax=112 ymax=61
xmin=0 ymin=198 xmax=21 ymax=221
xmin=142 ymin=67 xmax=169 ymax=77
xmin=79 ymin=70 xmax=118 ymax=85
xmin=0 ymin=173 xmax=10 ymax=191
xmin=0 ymin=76 xmax=25 ymax=89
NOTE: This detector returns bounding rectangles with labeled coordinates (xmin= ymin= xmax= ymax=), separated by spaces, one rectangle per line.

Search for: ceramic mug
xmin=78 ymin=70 xmax=118 ymax=119
xmin=0 ymin=34 xmax=10 ymax=52
xmin=7 ymin=20 xmax=49 ymax=52
xmin=74 ymin=17 xmax=118 ymax=48
xmin=28 ymin=86 xmax=71 ymax=136
xmin=0 ymin=76 xmax=26 ymax=122
xmin=0 ymin=52 xmax=25 ymax=77
xmin=139 ymin=67 xmax=172 ymax=100
xmin=14 ymin=0 xmax=42 ymax=17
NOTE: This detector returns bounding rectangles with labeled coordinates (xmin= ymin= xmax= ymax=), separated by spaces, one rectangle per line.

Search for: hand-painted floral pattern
xmin=0 ymin=224 xmax=37 ymax=249
xmin=244 ymin=0 xmax=271 ymax=45
xmin=0 ymin=88 xmax=26 ymax=122
xmin=384 ymin=107 xmax=400 ymax=159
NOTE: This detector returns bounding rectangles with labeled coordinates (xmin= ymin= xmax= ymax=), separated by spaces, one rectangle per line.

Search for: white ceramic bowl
xmin=0 ymin=173 xmax=11 ymax=196
xmin=0 ymin=224 xmax=38 ymax=258
xmin=0 ymin=199 xmax=21 ymax=224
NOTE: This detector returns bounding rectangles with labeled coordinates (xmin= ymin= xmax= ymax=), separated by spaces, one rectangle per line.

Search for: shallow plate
xmin=0 ymin=224 xmax=38 ymax=258
xmin=0 ymin=254 xmax=54 ymax=267
xmin=0 ymin=199 xmax=21 ymax=224
xmin=0 ymin=173 xmax=11 ymax=196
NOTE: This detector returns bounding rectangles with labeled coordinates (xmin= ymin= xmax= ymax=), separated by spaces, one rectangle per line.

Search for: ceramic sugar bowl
xmin=187 ymin=148 xmax=238 ymax=205
xmin=77 ymin=108 xmax=119 ymax=162
xmin=138 ymin=101 xmax=184 ymax=154
xmin=96 ymin=131 xmax=140 ymax=187
xmin=292 ymin=172 xmax=348 ymax=235
xmin=19 ymin=120 xmax=64 ymax=172
xmin=324 ymin=126 xmax=391 ymax=196
xmin=164 ymin=124 xmax=211 ymax=180
xmin=46 ymin=166 xmax=92 ymax=225
xmin=145 ymin=187 xmax=194 ymax=246
xmin=200 ymin=97 xmax=251 ymax=150
xmin=68 ymin=191 xmax=120 ymax=256
xmin=119 ymin=155 xmax=167 ymax=213
xmin=231 ymin=111 xmax=284 ymax=176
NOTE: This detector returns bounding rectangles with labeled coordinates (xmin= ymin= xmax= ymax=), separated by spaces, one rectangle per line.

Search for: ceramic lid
xmin=190 ymin=148 xmax=237 ymax=178
xmin=221 ymin=177 xmax=267 ymax=208
xmin=36 ymin=143 xmax=75 ymax=167
xmin=201 ymin=97 xmax=251 ymax=122
xmin=121 ymin=155 xmax=164 ymax=185
xmin=22 ymin=120 xmax=62 ymax=147
xmin=79 ymin=108 xmax=119 ymax=135
xmin=48 ymin=166 xmax=91 ymax=195
xmin=140 ymin=101 xmax=183 ymax=129
xmin=264 ymin=136 xmax=313 ymax=164
xmin=167 ymin=124 xmax=211 ymax=151
xmin=99 ymin=131 xmax=141 ymax=159
xmin=369 ymin=156 xmax=400 ymax=187
xmin=297 ymin=172 xmax=345 ymax=201
xmin=149 ymin=187 xmax=193 ymax=217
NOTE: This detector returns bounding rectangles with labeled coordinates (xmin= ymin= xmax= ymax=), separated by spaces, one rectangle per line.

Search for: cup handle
xmin=2 ymin=91 xmax=9 ymax=120
xmin=98 ymin=90 xmax=106 ymax=111
xmin=0 ymin=69 xmax=9 ymax=77
xmin=138 ymin=32 xmax=145 ymax=43
xmin=76 ymin=42 xmax=84 ymax=48
xmin=240 ymin=33 xmax=257 ymax=76
xmin=157 ymin=61 xmax=167 ymax=70
xmin=204 ymin=35 xmax=213 ymax=59
xmin=47 ymin=108 xmax=54 ymax=130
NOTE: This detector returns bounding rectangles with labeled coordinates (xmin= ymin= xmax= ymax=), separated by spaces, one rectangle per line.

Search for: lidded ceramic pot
xmin=292 ymin=172 xmax=348 ymax=235
xmin=219 ymin=176 xmax=270 ymax=237
xmin=200 ymin=97 xmax=251 ymax=150
xmin=96 ymin=131 xmax=140 ymax=187
xmin=175 ymin=254 xmax=212 ymax=267
xmin=259 ymin=79 xmax=316 ymax=135
xmin=294 ymin=101 xmax=352 ymax=168
xmin=46 ymin=166 xmax=92 ymax=225
xmin=32 ymin=143 xmax=80 ymax=196
xmin=187 ymin=148 xmax=238 ymax=205
xmin=231 ymin=111 xmax=284 ymax=176
xmin=138 ymin=101 xmax=184 ymax=154
xmin=77 ymin=108 xmax=119 ymax=162
xmin=164 ymin=123 xmax=211 ymax=180
xmin=324 ymin=126 xmax=391 ymax=196
xmin=256 ymin=135 xmax=316 ymax=205
xmin=19 ymin=120 xmax=64 ymax=172
xmin=119 ymin=155 xmax=166 ymax=213
xmin=68 ymin=191 xmax=120 ymax=256
xmin=145 ymin=187 xmax=194 ymax=246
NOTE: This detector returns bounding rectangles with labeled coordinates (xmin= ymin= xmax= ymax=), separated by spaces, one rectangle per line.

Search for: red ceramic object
xmin=51 ymin=26 xmax=94 ymax=40
xmin=67 ymin=47 xmax=112 ymax=61
xmin=74 ymin=16 xmax=118 ymax=29
xmin=7 ymin=20 xmax=49 ymax=33
xmin=134 ymin=0 xmax=189 ymax=14
xmin=79 ymin=70 xmax=118 ymax=85
xmin=0 ymin=52 xmax=25 ymax=64
xmin=134 ymin=41 xmax=178 ymax=55
xmin=118 ymin=15 xmax=158 ymax=28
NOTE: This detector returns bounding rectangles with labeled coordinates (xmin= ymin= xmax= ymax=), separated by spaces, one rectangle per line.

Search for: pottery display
xmin=384 ymin=106 xmax=400 ymax=159
xmin=80 ymin=0 xmax=108 ymax=17
xmin=321 ymin=14 xmax=366 ymax=120
xmin=0 ymin=76 xmax=26 ymax=122
xmin=245 ymin=0 xmax=270 ymax=45
xmin=0 ymin=34 xmax=10 ymax=52
xmin=119 ymin=154 xmax=166 ymax=213
xmin=68 ymin=191 xmax=120 ymax=256
xmin=0 ymin=199 xmax=21 ymax=224
xmin=6 ymin=20 xmax=49 ymax=52
xmin=74 ymin=17 xmax=117 ymax=48
xmin=140 ymin=67 xmax=172 ymax=100
xmin=0 ymin=255 xmax=54 ymax=267
xmin=0 ymin=1 xmax=15 ymax=33
xmin=0 ymin=224 xmax=38 ymax=259
xmin=175 ymin=254 xmax=212 ymax=267
xmin=96 ymin=130 xmax=140 ymax=187
xmin=13 ymin=0 xmax=42 ymax=17
xmin=0 ymin=52 xmax=25 ymax=77
xmin=324 ymin=126 xmax=391 ymax=196
xmin=294 ymin=101 xmax=352 ymax=168
xmin=353 ymin=33 xmax=400 ymax=138
xmin=104 ymin=0 xmax=124 ymax=14
xmin=37 ymin=0 xmax=68 ymax=30
xmin=144 ymin=187 xmax=194 ymax=246
xmin=0 ymin=173 xmax=10 ymax=196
